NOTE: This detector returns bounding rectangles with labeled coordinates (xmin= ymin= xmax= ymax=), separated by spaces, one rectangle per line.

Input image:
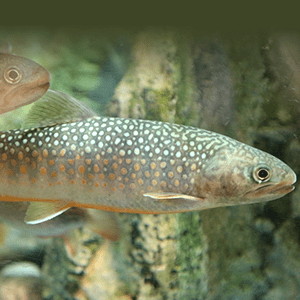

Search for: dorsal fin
xmin=22 ymin=89 xmax=98 ymax=129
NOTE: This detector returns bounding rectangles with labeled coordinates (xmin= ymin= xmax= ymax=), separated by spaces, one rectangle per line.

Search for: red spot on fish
xmin=43 ymin=149 xmax=48 ymax=158
xmin=20 ymin=166 xmax=27 ymax=174
xmin=32 ymin=150 xmax=39 ymax=157
xmin=40 ymin=166 xmax=47 ymax=175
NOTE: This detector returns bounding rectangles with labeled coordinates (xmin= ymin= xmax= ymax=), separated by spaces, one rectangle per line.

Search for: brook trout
xmin=0 ymin=52 xmax=50 ymax=115
xmin=0 ymin=90 xmax=296 ymax=225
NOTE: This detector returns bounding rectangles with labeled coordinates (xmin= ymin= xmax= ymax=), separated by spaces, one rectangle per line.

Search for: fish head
xmin=195 ymin=143 xmax=296 ymax=207
xmin=241 ymin=156 xmax=296 ymax=204
xmin=0 ymin=53 xmax=50 ymax=114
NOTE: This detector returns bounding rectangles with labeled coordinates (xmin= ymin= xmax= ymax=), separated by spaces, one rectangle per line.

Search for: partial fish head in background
xmin=0 ymin=53 xmax=50 ymax=115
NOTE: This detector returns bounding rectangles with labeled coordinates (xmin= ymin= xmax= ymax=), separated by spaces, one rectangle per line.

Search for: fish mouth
xmin=38 ymin=81 xmax=50 ymax=89
xmin=245 ymin=172 xmax=296 ymax=199
xmin=255 ymin=183 xmax=295 ymax=195
xmin=27 ymin=74 xmax=51 ymax=94
xmin=37 ymin=81 xmax=50 ymax=93
xmin=4 ymin=79 xmax=50 ymax=110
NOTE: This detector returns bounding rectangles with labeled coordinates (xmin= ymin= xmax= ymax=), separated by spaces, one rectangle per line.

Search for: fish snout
xmin=37 ymin=68 xmax=51 ymax=88
xmin=286 ymin=169 xmax=297 ymax=190
xmin=272 ymin=168 xmax=297 ymax=195
xmin=281 ymin=167 xmax=297 ymax=186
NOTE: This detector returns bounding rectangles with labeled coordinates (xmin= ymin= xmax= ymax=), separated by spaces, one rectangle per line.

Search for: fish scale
xmin=0 ymin=90 xmax=296 ymax=224
xmin=0 ymin=117 xmax=221 ymax=210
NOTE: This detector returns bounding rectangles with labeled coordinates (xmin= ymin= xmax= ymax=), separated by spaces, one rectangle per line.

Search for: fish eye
xmin=4 ymin=67 xmax=22 ymax=84
xmin=252 ymin=165 xmax=271 ymax=183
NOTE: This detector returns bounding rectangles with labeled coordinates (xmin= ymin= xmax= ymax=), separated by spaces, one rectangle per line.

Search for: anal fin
xmin=25 ymin=202 xmax=70 ymax=225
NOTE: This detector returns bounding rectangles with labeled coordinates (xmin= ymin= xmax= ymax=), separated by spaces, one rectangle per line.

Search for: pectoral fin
xmin=25 ymin=202 xmax=70 ymax=225
xmin=143 ymin=192 xmax=203 ymax=201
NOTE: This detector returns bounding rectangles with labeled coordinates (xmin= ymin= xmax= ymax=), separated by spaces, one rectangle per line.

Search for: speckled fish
xmin=0 ymin=90 xmax=296 ymax=225
xmin=0 ymin=51 xmax=50 ymax=115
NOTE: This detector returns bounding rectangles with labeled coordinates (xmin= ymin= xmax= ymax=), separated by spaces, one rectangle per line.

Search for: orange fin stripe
xmin=0 ymin=195 xmax=62 ymax=203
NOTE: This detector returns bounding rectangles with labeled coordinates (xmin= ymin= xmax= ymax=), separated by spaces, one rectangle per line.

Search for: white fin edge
xmin=25 ymin=202 xmax=70 ymax=225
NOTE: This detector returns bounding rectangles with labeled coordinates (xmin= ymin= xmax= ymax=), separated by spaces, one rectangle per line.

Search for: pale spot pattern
xmin=0 ymin=114 xmax=284 ymax=213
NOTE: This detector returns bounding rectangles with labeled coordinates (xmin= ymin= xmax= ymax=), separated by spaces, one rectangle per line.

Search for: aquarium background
xmin=0 ymin=27 xmax=300 ymax=300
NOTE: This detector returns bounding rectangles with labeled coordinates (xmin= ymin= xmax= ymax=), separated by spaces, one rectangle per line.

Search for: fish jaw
xmin=243 ymin=168 xmax=296 ymax=203
xmin=1 ymin=69 xmax=51 ymax=113
xmin=4 ymin=76 xmax=50 ymax=111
